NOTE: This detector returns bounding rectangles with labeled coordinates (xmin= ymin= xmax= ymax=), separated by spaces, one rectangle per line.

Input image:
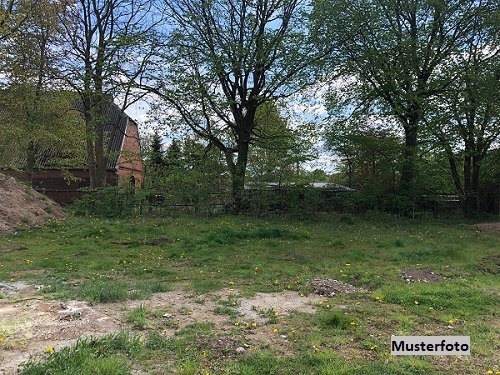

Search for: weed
xmin=78 ymin=279 xmax=128 ymax=304
xmin=316 ymin=310 xmax=351 ymax=330
xmin=127 ymin=305 xmax=148 ymax=330
xmin=255 ymin=306 xmax=280 ymax=324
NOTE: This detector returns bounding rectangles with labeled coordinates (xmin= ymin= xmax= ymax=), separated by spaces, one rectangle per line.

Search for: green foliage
xmin=71 ymin=186 xmax=142 ymax=218
xmin=0 ymin=1 xmax=85 ymax=179
xmin=247 ymin=102 xmax=316 ymax=184
xmin=315 ymin=0 xmax=498 ymax=209
xmin=142 ymin=136 xmax=230 ymax=216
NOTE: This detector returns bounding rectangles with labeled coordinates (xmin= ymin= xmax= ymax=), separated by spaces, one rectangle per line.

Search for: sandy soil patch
xmin=473 ymin=222 xmax=500 ymax=235
xmin=0 ymin=285 xmax=328 ymax=374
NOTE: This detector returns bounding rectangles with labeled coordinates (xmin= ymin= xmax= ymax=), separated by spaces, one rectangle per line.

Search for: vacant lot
xmin=0 ymin=214 xmax=498 ymax=374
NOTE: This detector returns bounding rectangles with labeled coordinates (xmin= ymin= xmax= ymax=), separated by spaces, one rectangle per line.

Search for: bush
xmin=72 ymin=186 xmax=143 ymax=218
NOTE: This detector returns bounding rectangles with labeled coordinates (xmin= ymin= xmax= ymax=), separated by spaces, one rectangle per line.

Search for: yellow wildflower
xmin=414 ymin=301 xmax=419 ymax=305
xmin=273 ymin=328 xmax=278 ymax=334
xmin=46 ymin=346 xmax=53 ymax=354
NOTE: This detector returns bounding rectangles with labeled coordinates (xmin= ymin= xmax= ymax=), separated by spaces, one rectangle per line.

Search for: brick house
xmin=1 ymin=103 xmax=144 ymax=204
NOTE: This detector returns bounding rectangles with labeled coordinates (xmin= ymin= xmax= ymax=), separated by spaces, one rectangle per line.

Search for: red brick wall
xmin=117 ymin=118 xmax=144 ymax=187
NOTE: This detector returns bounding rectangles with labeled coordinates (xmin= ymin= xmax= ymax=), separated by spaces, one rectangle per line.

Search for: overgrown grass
xmin=19 ymin=332 xmax=140 ymax=375
xmin=0 ymin=213 xmax=498 ymax=374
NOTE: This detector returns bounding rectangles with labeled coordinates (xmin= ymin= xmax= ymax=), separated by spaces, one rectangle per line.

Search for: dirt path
xmin=0 ymin=283 xmax=327 ymax=374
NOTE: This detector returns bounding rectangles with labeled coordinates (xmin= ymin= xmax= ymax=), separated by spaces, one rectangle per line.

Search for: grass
xmin=18 ymin=332 xmax=140 ymax=375
xmin=0 ymin=213 xmax=498 ymax=374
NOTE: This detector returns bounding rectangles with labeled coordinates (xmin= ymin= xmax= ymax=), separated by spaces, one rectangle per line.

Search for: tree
xmin=0 ymin=0 xmax=32 ymax=43
xmin=151 ymin=0 xmax=326 ymax=212
xmin=247 ymin=101 xmax=315 ymax=185
xmin=429 ymin=8 xmax=499 ymax=216
xmin=148 ymin=137 xmax=228 ymax=213
xmin=59 ymin=0 xmax=160 ymax=188
xmin=0 ymin=0 xmax=84 ymax=184
xmin=143 ymin=132 xmax=168 ymax=193
xmin=325 ymin=116 xmax=400 ymax=190
xmin=313 ymin=0 xmax=493 ymax=196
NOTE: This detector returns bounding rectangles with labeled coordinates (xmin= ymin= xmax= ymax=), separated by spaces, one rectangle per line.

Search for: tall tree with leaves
xmin=313 ymin=0 xmax=493 ymax=196
xmin=0 ymin=0 xmax=83 ymax=184
xmin=151 ymin=0 xmax=327 ymax=212
xmin=248 ymin=102 xmax=315 ymax=185
xmin=429 ymin=7 xmax=499 ymax=216
xmin=59 ymin=0 xmax=160 ymax=188
xmin=325 ymin=116 xmax=401 ymax=190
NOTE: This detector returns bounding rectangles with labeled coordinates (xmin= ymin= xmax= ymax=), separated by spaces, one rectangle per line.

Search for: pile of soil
xmin=400 ymin=269 xmax=444 ymax=283
xmin=474 ymin=222 xmax=500 ymax=235
xmin=0 ymin=173 xmax=65 ymax=235
xmin=307 ymin=278 xmax=366 ymax=296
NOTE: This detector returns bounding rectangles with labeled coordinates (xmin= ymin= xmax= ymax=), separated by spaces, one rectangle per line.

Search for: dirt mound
xmin=400 ymin=269 xmax=444 ymax=283
xmin=0 ymin=173 xmax=65 ymax=235
xmin=477 ymin=255 xmax=500 ymax=275
xmin=474 ymin=222 xmax=500 ymax=235
xmin=307 ymin=278 xmax=366 ymax=296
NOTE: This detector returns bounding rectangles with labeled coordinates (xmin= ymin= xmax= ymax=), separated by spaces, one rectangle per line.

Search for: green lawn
xmin=0 ymin=214 xmax=498 ymax=374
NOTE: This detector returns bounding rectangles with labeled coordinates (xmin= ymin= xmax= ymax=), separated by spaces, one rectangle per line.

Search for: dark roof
xmin=0 ymin=101 xmax=129 ymax=171
xmin=93 ymin=101 xmax=129 ymax=170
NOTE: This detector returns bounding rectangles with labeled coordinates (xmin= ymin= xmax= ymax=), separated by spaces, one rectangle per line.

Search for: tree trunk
xmin=472 ymin=154 xmax=482 ymax=213
xmin=400 ymin=122 xmax=418 ymax=193
xmin=95 ymin=121 xmax=107 ymax=188
xmin=25 ymin=140 xmax=38 ymax=186
xmin=463 ymin=150 xmax=474 ymax=216
xmin=347 ymin=159 xmax=353 ymax=189
xmin=84 ymin=105 xmax=97 ymax=188
xmin=232 ymin=140 xmax=249 ymax=214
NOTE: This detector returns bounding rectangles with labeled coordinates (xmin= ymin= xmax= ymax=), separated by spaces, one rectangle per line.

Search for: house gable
xmin=116 ymin=118 xmax=144 ymax=187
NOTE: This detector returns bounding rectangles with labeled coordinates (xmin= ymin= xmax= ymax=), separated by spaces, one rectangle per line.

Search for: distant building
xmin=1 ymin=103 xmax=143 ymax=204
